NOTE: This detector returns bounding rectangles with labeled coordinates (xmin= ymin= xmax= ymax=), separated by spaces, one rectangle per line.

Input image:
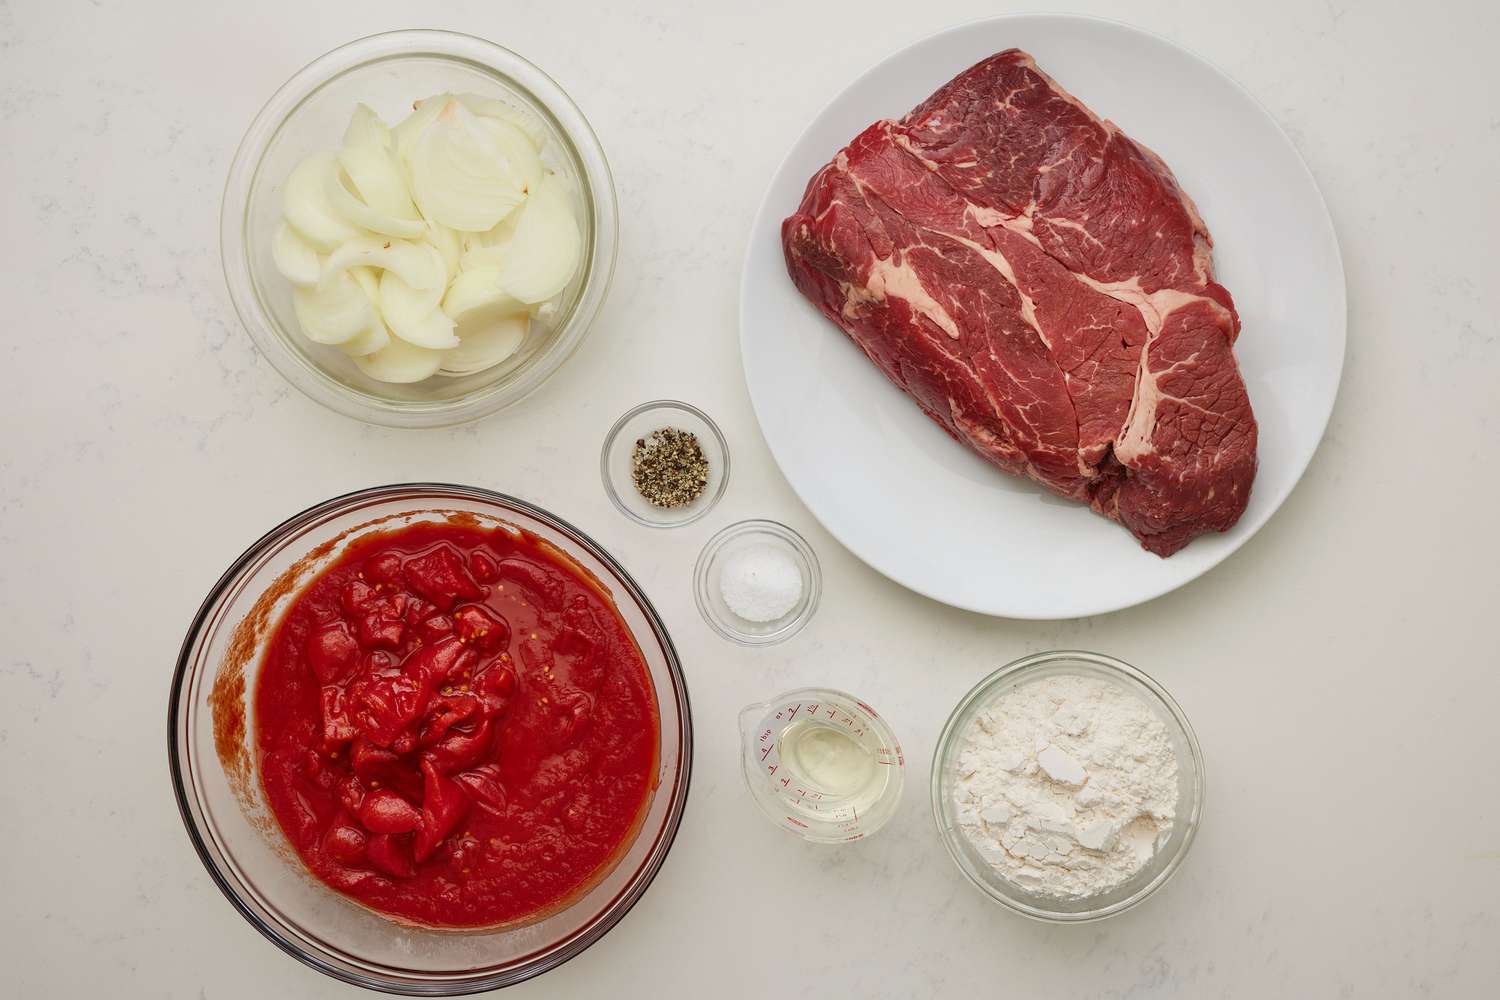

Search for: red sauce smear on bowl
xmin=254 ymin=519 xmax=660 ymax=928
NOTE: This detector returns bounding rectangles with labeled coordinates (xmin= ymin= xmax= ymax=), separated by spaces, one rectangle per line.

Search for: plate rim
xmin=737 ymin=11 xmax=1347 ymax=619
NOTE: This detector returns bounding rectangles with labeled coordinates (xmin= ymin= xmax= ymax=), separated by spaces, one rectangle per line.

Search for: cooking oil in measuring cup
xmin=739 ymin=688 xmax=905 ymax=842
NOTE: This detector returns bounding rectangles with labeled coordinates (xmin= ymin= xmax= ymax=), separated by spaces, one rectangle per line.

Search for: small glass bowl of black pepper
xmin=601 ymin=401 xmax=730 ymax=527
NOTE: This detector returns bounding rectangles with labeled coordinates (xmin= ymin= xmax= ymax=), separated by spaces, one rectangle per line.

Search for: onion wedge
xmin=337 ymin=318 xmax=392 ymax=357
xmin=353 ymin=337 xmax=446 ymax=383
xmin=486 ymin=174 xmax=581 ymax=303
xmin=343 ymin=103 xmax=391 ymax=152
xmin=425 ymin=222 xmax=462 ymax=284
xmin=292 ymin=270 xmax=374 ymax=345
xmin=322 ymin=238 xmax=445 ymax=290
xmin=408 ymin=98 xmax=528 ymax=231
xmin=460 ymin=242 xmax=503 ymax=271
xmin=442 ymin=268 xmax=528 ymax=323
xmin=459 ymin=212 xmax=522 ymax=270
xmin=479 ymin=117 xmax=543 ymax=197
xmin=340 ymin=144 xmax=418 ymax=221
xmin=283 ymin=153 xmax=363 ymax=252
xmin=380 ymin=268 xmax=458 ymax=349
xmin=456 ymin=92 xmax=547 ymax=150
xmin=439 ymin=270 xmax=530 ymax=376
xmin=339 ymin=104 xmax=422 ymax=222
xmin=272 ymin=223 xmax=320 ymax=287
xmin=439 ymin=315 xmax=528 ymax=376
xmin=348 ymin=264 xmax=381 ymax=302
xmin=324 ymin=165 xmax=425 ymax=238
xmin=392 ymin=94 xmax=450 ymax=164
xmin=485 ymin=212 xmax=523 ymax=245
xmin=335 ymin=268 xmax=391 ymax=356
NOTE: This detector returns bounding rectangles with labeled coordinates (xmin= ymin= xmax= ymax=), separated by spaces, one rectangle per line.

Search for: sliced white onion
xmin=272 ymin=223 xmax=321 ymax=287
xmin=486 ymin=174 xmax=581 ymax=303
xmin=339 ymin=144 xmax=417 ymax=219
xmin=442 ymin=268 xmax=527 ymax=323
xmin=380 ymin=268 xmax=458 ymax=349
xmin=343 ymin=103 xmax=391 ymax=152
xmin=459 ymin=231 xmax=484 ymax=265
xmin=425 ymin=223 xmax=462 ymax=284
xmin=348 ymin=264 xmax=381 ymax=302
xmin=456 ymin=93 xmax=547 ymax=150
xmin=439 ymin=272 xmax=530 ymax=375
xmin=283 ymin=153 xmax=363 ymax=252
xmin=387 ymin=300 xmax=456 ymax=350
xmin=408 ymin=98 xmax=527 ymax=231
xmin=460 ymin=243 xmax=502 ymax=271
xmin=292 ymin=270 xmax=374 ymax=345
xmin=339 ymin=104 xmax=421 ymax=222
xmin=277 ymin=95 xmax=577 ymax=373
xmin=324 ymin=165 xmax=426 ymax=238
xmin=336 ymin=318 xmax=392 ymax=357
xmin=336 ymin=268 xmax=391 ymax=356
xmin=460 ymin=214 xmax=522 ymax=270
xmin=479 ymin=117 xmax=543 ymax=196
xmin=353 ymin=336 xmax=446 ymax=383
xmin=391 ymin=94 xmax=449 ymax=164
xmin=322 ymin=238 xmax=445 ymax=290
xmin=439 ymin=315 xmax=529 ymax=376
xmin=484 ymin=212 xmax=523 ymax=246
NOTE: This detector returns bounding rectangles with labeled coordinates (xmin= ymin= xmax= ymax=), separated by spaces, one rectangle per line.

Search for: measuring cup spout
xmin=738 ymin=700 xmax=770 ymax=727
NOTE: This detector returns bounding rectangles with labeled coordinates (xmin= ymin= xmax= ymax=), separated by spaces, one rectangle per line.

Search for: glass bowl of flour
xmin=931 ymin=651 xmax=1204 ymax=922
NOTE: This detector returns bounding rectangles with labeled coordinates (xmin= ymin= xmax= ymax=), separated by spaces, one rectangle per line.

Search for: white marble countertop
xmin=3 ymin=0 xmax=1497 ymax=995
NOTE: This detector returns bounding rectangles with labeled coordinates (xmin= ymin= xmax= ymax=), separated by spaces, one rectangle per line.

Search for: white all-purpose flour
xmin=953 ymin=674 xmax=1179 ymax=898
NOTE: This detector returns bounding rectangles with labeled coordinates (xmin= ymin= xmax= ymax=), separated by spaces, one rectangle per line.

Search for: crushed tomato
xmin=254 ymin=520 xmax=659 ymax=927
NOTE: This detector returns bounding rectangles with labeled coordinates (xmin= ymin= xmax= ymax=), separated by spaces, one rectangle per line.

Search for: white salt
xmin=719 ymin=543 xmax=802 ymax=623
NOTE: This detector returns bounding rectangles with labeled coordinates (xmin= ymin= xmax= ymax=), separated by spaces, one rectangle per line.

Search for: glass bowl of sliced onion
xmin=222 ymin=30 xmax=618 ymax=427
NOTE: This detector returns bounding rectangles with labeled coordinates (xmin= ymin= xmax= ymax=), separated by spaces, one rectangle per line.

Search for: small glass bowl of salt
xmin=694 ymin=520 xmax=821 ymax=645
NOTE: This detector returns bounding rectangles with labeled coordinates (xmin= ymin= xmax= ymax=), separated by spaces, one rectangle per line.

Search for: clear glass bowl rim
xmin=167 ymin=483 xmax=693 ymax=993
xmin=598 ymin=400 xmax=731 ymax=529
xmin=929 ymin=649 xmax=1205 ymax=923
xmin=220 ymin=29 xmax=620 ymax=428
xmin=692 ymin=518 xmax=822 ymax=646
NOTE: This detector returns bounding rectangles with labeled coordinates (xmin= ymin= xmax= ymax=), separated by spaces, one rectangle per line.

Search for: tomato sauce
xmin=254 ymin=519 xmax=660 ymax=928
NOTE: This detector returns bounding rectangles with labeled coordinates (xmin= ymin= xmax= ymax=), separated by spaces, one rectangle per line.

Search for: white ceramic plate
xmin=740 ymin=14 xmax=1345 ymax=619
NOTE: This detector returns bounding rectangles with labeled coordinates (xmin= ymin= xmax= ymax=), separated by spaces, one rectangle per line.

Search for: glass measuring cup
xmin=738 ymin=688 xmax=905 ymax=843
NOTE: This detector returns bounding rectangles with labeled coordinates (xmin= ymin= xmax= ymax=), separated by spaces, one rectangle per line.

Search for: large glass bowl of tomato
xmin=168 ymin=484 xmax=691 ymax=993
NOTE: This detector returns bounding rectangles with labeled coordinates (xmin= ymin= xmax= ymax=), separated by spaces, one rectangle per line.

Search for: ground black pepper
xmin=631 ymin=427 xmax=709 ymax=508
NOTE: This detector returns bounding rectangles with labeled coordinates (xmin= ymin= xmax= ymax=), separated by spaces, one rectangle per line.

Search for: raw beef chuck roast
xmin=781 ymin=50 xmax=1257 ymax=556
